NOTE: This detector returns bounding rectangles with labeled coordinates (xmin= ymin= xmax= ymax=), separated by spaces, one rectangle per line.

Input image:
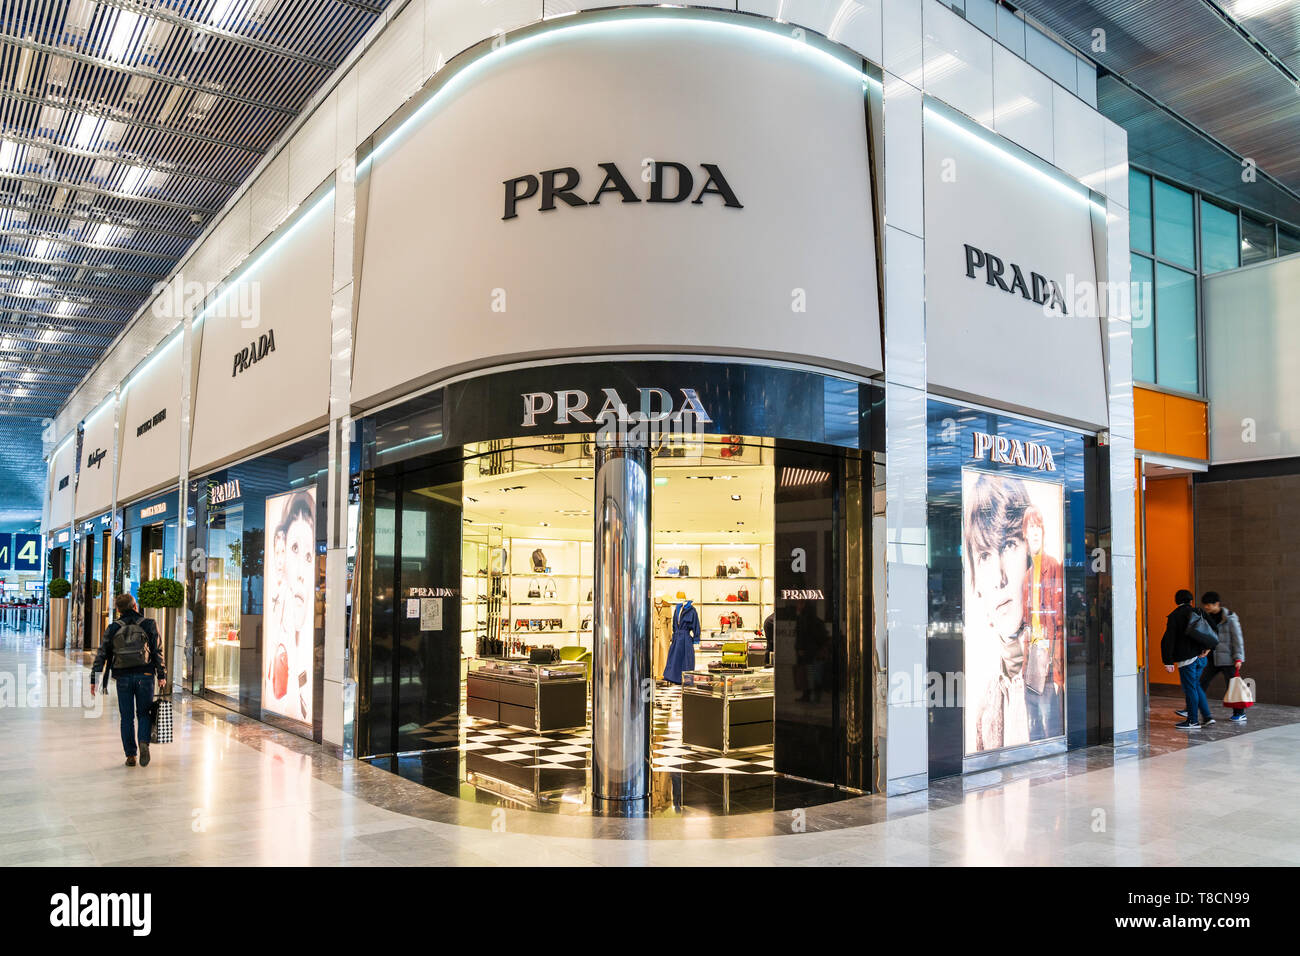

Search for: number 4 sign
xmin=13 ymin=534 xmax=41 ymax=572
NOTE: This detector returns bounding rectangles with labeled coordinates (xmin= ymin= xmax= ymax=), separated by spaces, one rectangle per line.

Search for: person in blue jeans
xmin=1159 ymin=589 xmax=1213 ymax=730
xmin=90 ymin=593 xmax=167 ymax=766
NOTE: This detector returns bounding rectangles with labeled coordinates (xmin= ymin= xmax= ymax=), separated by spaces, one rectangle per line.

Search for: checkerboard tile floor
xmin=408 ymin=684 xmax=774 ymax=776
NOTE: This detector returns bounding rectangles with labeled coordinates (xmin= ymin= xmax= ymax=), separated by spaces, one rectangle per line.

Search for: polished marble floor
xmin=3 ymin=625 xmax=1299 ymax=865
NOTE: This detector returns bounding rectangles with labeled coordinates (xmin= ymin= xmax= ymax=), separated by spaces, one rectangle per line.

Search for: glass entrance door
xmin=362 ymin=461 xmax=464 ymax=757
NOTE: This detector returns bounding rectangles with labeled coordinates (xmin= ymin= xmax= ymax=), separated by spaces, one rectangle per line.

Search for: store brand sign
xmin=139 ymin=503 xmax=167 ymax=519
xmin=86 ymin=448 xmax=107 ymax=469
xmin=972 ymin=431 xmax=1057 ymax=472
xmin=136 ymin=408 xmax=167 ymax=438
xmin=231 ymin=330 xmax=276 ymax=377
xmin=57 ymin=476 xmax=69 ymax=490
xmin=963 ymin=244 xmax=1068 ymax=315
xmin=209 ymin=479 xmax=242 ymax=505
xmin=521 ymin=387 xmax=713 ymax=427
xmin=502 ymin=162 xmax=743 ymax=220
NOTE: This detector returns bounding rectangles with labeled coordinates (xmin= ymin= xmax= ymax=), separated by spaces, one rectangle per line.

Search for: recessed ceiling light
xmin=539 ymin=522 xmax=549 ymax=527
xmin=731 ymin=494 xmax=741 ymax=501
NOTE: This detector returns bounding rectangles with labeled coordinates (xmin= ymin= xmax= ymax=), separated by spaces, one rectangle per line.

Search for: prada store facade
xmin=43 ymin=4 xmax=1138 ymax=814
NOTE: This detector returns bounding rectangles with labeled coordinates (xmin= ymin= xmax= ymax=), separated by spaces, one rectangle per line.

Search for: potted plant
xmin=48 ymin=578 xmax=71 ymax=648
xmin=138 ymin=577 xmax=185 ymax=654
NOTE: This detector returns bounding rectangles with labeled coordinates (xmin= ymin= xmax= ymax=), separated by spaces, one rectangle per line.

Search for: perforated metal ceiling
xmin=0 ymin=0 xmax=390 ymax=523
xmin=1013 ymin=0 xmax=1300 ymax=220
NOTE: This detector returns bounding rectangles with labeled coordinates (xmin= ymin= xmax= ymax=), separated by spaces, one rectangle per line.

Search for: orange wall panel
xmin=1143 ymin=475 xmax=1195 ymax=685
xmin=1164 ymin=395 xmax=1209 ymax=460
xmin=1133 ymin=386 xmax=1207 ymax=460
xmin=1134 ymin=387 xmax=1165 ymax=453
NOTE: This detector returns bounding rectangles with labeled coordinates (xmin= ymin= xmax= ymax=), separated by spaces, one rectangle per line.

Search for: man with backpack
xmin=1159 ymin=589 xmax=1216 ymax=730
xmin=90 ymin=593 xmax=167 ymax=766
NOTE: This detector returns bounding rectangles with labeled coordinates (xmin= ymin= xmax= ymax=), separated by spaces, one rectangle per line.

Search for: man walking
xmin=90 ymin=593 xmax=167 ymax=766
xmin=1194 ymin=591 xmax=1247 ymax=722
xmin=1160 ymin=589 xmax=1213 ymax=730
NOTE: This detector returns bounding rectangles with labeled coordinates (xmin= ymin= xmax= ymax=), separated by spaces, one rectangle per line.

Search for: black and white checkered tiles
xmin=408 ymin=684 xmax=774 ymax=776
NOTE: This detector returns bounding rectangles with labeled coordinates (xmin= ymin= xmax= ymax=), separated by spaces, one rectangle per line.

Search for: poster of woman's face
xmin=262 ymin=487 xmax=316 ymax=724
xmin=962 ymin=469 xmax=1064 ymax=754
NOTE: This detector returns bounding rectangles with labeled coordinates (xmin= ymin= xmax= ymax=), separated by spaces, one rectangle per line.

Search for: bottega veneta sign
xmin=231 ymin=330 xmax=276 ymax=377
xmin=503 ymin=162 xmax=743 ymax=221
xmin=136 ymin=408 xmax=167 ymax=438
xmin=972 ymin=431 xmax=1057 ymax=472
xmin=963 ymin=244 xmax=1068 ymax=314
xmin=522 ymin=387 xmax=713 ymax=427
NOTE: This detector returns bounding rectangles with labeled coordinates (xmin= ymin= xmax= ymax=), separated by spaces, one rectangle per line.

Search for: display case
xmin=680 ymin=668 xmax=774 ymax=753
xmin=466 ymin=658 xmax=588 ymax=731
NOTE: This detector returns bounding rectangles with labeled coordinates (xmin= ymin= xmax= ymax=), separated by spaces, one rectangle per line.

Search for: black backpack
xmin=113 ymin=620 xmax=152 ymax=669
xmin=1185 ymin=612 xmax=1220 ymax=653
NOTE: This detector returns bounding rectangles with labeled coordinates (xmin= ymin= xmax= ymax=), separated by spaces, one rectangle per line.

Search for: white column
xmin=881 ymin=19 xmax=930 ymax=794
xmin=323 ymin=158 xmax=356 ymax=751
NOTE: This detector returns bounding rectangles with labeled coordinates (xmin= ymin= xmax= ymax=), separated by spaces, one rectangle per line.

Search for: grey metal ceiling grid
xmin=1012 ymin=0 xmax=1300 ymax=220
xmin=0 ymin=0 xmax=390 ymax=525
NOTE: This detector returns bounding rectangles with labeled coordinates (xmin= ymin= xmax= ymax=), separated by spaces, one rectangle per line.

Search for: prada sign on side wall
xmin=923 ymin=109 xmax=1108 ymax=428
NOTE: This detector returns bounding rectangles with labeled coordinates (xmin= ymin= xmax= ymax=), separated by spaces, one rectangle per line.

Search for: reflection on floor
xmin=364 ymin=684 xmax=848 ymax=817
xmin=7 ymin=623 xmax=1300 ymax=864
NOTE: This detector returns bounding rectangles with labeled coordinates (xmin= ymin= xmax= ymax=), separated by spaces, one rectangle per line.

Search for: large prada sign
xmin=502 ymin=162 xmax=742 ymax=221
xmin=231 ymin=330 xmax=276 ymax=377
xmin=521 ymin=387 xmax=713 ymax=428
xmin=963 ymin=244 xmax=1068 ymax=315
xmin=971 ymin=431 xmax=1057 ymax=472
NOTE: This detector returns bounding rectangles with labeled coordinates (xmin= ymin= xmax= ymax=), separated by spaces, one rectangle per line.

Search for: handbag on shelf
xmin=542 ymin=579 xmax=556 ymax=600
xmin=730 ymin=611 xmax=743 ymax=629
xmin=679 ymin=562 xmax=690 ymax=577
xmin=529 ymin=646 xmax=561 ymax=664
xmin=737 ymin=586 xmax=749 ymax=602
xmin=527 ymin=579 xmax=542 ymax=599
xmin=531 ymin=549 xmax=547 ymax=572
xmin=1224 ymin=666 xmax=1255 ymax=709
xmin=726 ymin=593 xmax=737 ymax=602
xmin=715 ymin=563 xmax=728 ymax=578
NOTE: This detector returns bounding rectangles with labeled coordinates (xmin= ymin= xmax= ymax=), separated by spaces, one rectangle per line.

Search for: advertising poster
xmin=262 ymin=487 xmax=316 ymax=724
xmin=962 ymin=468 xmax=1065 ymax=754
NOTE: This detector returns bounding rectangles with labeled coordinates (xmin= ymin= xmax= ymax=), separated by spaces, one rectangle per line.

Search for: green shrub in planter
xmin=49 ymin=578 xmax=71 ymax=599
xmin=138 ymin=577 xmax=185 ymax=609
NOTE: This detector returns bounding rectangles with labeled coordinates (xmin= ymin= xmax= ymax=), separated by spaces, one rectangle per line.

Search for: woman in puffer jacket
xmin=1197 ymin=591 xmax=1247 ymax=721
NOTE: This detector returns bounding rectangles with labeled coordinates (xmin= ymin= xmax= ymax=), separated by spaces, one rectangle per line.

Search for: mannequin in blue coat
xmin=663 ymin=600 xmax=700 ymax=684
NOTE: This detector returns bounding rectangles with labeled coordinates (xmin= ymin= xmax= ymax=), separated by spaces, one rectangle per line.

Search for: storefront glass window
xmin=1153 ymin=179 xmax=1195 ymax=269
xmin=1199 ymin=200 xmax=1239 ymax=274
xmin=1129 ymin=170 xmax=1152 ymax=254
xmin=205 ymin=504 xmax=244 ymax=700
xmin=1130 ymin=254 xmax=1155 ymax=384
xmin=1155 ymin=263 xmax=1198 ymax=394
xmin=1279 ymin=225 xmax=1300 ymax=258
xmin=1241 ymin=214 xmax=1276 ymax=265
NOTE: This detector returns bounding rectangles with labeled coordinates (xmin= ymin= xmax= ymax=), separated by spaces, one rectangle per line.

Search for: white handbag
xmin=1224 ymin=671 xmax=1255 ymax=709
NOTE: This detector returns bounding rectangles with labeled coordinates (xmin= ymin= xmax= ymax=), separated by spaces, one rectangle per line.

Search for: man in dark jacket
xmin=90 ymin=593 xmax=167 ymax=766
xmin=1195 ymin=591 xmax=1247 ymax=722
xmin=1160 ymin=589 xmax=1213 ymax=730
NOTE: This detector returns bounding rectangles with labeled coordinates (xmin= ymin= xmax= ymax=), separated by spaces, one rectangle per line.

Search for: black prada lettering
xmin=962 ymin=243 xmax=1068 ymax=315
xmin=503 ymin=162 xmax=742 ymax=220
xmin=231 ymin=329 xmax=276 ymax=377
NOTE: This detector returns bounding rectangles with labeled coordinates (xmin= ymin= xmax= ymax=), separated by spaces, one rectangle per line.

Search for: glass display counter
xmin=466 ymin=658 xmax=588 ymax=732
xmin=681 ymin=668 xmax=774 ymax=753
